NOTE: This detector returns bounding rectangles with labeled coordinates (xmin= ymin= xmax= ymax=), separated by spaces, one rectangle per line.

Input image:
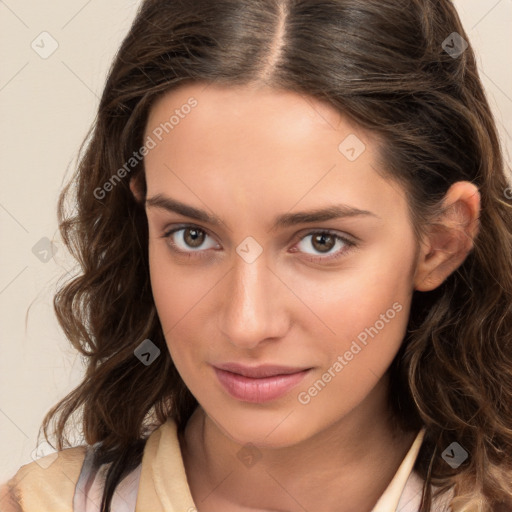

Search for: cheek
xmin=289 ymin=244 xmax=413 ymax=338
xmin=285 ymin=239 xmax=416 ymax=388
xmin=148 ymin=239 xmax=206 ymax=322
xmin=292 ymin=271 xmax=412 ymax=428
xmin=148 ymin=241 xmax=215 ymax=368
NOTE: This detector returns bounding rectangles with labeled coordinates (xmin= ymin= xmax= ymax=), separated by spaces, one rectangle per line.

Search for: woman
xmin=2 ymin=0 xmax=512 ymax=511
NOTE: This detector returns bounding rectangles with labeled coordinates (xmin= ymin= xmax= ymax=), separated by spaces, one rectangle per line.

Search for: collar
xmin=136 ymin=418 xmax=426 ymax=512
xmin=371 ymin=428 xmax=426 ymax=511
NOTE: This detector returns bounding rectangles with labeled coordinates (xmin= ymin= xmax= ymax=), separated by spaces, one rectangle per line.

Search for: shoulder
xmin=74 ymin=447 xmax=142 ymax=512
xmin=0 ymin=445 xmax=87 ymax=512
xmin=0 ymin=419 xmax=178 ymax=512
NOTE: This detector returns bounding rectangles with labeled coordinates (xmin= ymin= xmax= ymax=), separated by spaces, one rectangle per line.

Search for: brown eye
xmin=162 ymin=225 xmax=219 ymax=255
xmin=293 ymin=230 xmax=357 ymax=263
xmin=311 ymin=233 xmax=336 ymax=253
xmin=182 ymin=227 xmax=206 ymax=248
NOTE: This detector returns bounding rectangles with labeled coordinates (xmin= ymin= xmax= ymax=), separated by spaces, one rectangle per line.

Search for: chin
xmin=204 ymin=401 xmax=318 ymax=448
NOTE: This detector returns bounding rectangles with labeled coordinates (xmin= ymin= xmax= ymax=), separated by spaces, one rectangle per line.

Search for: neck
xmin=179 ymin=378 xmax=418 ymax=512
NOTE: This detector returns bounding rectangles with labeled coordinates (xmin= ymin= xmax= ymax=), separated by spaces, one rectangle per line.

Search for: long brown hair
xmin=42 ymin=0 xmax=512 ymax=510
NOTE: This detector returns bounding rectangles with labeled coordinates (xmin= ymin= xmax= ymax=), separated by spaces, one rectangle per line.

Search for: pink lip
xmin=213 ymin=364 xmax=312 ymax=403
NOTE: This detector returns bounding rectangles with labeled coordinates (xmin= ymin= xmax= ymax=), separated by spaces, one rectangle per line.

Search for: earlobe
xmin=129 ymin=175 xmax=145 ymax=204
xmin=413 ymin=181 xmax=481 ymax=292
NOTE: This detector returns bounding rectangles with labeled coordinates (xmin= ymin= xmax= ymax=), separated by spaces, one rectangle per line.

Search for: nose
xmin=218 ymin=251 xmax=290 ymax=350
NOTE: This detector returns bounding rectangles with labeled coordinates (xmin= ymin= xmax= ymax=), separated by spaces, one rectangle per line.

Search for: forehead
xmin=144 ymin=82 xmax=368 ymax=165
xmin=143 ymin=82 xmax=408 ymax=228
xmin=146 ymin=81 xmax=347 ymax=135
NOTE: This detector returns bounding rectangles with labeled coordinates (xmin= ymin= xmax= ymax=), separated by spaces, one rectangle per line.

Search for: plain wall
xmin=1 ymin=0 xmax=511 ymax=482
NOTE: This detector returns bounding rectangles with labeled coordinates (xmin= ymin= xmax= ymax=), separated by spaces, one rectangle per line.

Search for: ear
xmin=413 ymin=181 xmax=480 ymax=292
xmin=129 ymin=174 xmax=145 ymax=204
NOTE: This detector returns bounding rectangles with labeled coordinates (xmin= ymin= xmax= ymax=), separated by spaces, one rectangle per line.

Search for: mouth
xmin=212 ymin=363 xmax=312 ymax=403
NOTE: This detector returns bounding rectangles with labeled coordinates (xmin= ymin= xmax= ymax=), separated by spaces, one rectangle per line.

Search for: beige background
xmin=0 ymin=0 xmax=511 ymax=482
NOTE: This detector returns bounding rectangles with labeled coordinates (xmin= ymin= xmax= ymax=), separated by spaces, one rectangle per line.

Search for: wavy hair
xmin=41 ymin=0 xmax=512 ymax=510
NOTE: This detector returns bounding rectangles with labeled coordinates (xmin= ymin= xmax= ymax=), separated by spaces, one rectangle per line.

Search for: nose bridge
xmin=219 ymin=250 xmax=285 ymax=348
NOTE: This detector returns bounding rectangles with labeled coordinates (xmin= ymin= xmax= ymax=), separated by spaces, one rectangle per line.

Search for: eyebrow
xmin=145 ymin=194 xmax=379 ymax=231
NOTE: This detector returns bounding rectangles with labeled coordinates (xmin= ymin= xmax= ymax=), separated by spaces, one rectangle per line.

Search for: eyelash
xmin=160 ymin=224 xmax=357 ymax=263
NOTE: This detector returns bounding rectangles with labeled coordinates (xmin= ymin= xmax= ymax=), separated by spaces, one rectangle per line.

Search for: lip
xmin=214 ymin=362 xmax=311 ymax=378
xmin=212 ymin=363 xmax=312 ymax=403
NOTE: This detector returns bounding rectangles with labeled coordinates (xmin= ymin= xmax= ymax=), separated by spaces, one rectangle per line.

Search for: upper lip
xmin=213 ymin=362 xmax=311 ymax=378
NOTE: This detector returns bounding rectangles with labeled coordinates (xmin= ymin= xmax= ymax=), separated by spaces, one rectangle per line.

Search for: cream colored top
xmin=0 ymin=419 xmax=453 ymax=512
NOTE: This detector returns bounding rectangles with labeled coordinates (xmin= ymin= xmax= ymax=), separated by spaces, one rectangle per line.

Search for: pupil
xmin=314 ymin=234 xmax=333 ymax=253
xmin=186 ymin=228 xmax=204 ymax=247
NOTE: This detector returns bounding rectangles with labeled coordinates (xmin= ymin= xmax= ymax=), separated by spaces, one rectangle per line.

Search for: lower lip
xmin=213 ymin=367 xmax=311 ymax=403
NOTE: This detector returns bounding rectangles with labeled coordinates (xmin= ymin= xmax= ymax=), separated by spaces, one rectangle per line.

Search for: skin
xmin=132 ymin=82 xmax=480 ymax=512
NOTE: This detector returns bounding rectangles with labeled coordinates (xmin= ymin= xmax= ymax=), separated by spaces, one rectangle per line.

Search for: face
xmin=142 ymin=82 xmax=419 ymax=448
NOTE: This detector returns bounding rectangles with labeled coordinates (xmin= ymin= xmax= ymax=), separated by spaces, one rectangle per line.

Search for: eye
xmin=161 ymin=225 xmax=357 ymax=263
xmin=162 ymin=225 xmax=219 ymax=256
xmin=291 ymin=230 xmax=357 ymax=263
